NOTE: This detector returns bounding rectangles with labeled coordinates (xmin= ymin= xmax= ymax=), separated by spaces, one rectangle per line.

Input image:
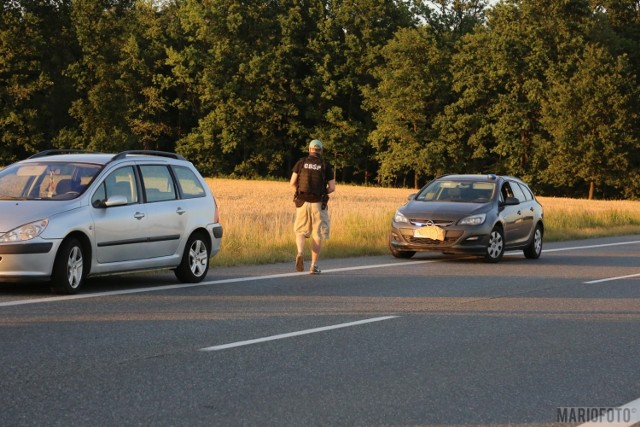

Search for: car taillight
xmin=213 ymin=197 xmax=220 ymax=224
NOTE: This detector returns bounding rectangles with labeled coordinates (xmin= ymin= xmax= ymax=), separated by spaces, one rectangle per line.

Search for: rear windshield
xmin=416 ymin=180 xmax=496 ymax=203
xmin=0 ymin=162 xmax=102 ymax=200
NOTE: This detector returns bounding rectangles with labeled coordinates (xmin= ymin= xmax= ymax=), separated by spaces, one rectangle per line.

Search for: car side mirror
xmin=407 ymin=193 xmax=416 ymax=201
xmin=503 ymin=197 xmax=520 ymax=206
xmin=104 ymin=195 xmax=128 ymax=207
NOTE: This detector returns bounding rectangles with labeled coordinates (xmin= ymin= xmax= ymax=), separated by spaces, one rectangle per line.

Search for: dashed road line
xmin=199 ymin=316 xmax=399 ymax=351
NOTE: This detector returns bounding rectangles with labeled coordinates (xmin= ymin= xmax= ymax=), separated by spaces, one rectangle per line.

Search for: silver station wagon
xmin=0 ymin=150 xmax=223 ymax=293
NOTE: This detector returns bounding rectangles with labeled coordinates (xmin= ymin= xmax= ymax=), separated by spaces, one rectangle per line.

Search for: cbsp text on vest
xmin=298 ymin=156 xmax=326 ymax=195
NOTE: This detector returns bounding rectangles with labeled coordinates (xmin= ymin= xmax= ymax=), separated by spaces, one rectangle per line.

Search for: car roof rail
xmin=111 ymin=150 xmax=186 ymax=161
xmin=27 ymin=149 xmax=100 ymax=159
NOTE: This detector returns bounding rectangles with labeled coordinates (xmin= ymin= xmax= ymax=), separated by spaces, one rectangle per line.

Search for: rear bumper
xmin=209 ymin=224 xmax=223 ymax=257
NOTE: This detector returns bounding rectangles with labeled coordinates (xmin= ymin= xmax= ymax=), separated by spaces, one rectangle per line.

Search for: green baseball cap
xmin=309 ymin=139 xmax=323 ymax=150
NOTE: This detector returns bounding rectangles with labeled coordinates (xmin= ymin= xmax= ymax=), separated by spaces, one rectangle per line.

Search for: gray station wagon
xmin=389 ymin=174 xmax=543 ymax=262
xmin=0 ymin=150 xmax=223 ymax=293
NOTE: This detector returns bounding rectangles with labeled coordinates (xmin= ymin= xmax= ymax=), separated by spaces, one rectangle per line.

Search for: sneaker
xmin=295 ymin=254 xmax=304 ymax=272
xmin=309 ymin=264 xmax=321 ymax=275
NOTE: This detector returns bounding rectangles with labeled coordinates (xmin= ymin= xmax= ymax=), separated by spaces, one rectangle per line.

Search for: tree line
xmin=2 ymin=0 xmax=639 ymax=199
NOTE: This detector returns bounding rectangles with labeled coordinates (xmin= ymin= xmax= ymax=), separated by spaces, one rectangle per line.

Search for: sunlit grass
xmin=540 ymin=197 xmax=640 ymax=241
xmin=207 ymin=178 xmax=409 ymax=267
xmin=206 ymin=179 xmax=640 ymax=267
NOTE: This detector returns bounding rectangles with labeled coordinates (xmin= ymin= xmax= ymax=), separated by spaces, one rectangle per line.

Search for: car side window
xmin=91 ymin=166 xmax=139 ymax=207
xmin=172 ymin=165 xmax=206 ymax=199
xmin=91 ymin=183 xmax=106 ymax=207
xmin=140 ymin=165 xmax=177 ymax=202
xmin=509 ymin=181 xmax=527 ymax=203
xmin=518 ymin=183 xmax=534 ymax=201
xmin=500 ymin=182 xmax=514 ymax=201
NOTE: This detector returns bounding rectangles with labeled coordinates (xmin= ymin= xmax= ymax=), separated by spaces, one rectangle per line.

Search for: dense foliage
xmin=1 ymin=0 xmax=639 ymax=198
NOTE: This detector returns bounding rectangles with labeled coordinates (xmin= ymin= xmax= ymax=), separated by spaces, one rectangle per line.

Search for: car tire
xmin=523 ymin=224 xmax=543 ymax=259
xmin=175 ymin=232 xmax=210 ymax=283
xmin=484 ymin=226 xmax=504 ymax=263
xmin=51 ymin=237 xmax=86 ymax=294
xmin=389 ymin=234 xmax=415 ymax=259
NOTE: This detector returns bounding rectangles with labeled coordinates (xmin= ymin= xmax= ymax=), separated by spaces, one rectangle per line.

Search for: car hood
xmin=0 ymin=200 xmax=81 ymax=233
xmin=400 ymin=200 xmax=489 ymax=221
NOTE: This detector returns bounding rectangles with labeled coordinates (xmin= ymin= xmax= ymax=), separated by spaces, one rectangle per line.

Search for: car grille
xmin=409 ymin=219 xmax=454 ymax=227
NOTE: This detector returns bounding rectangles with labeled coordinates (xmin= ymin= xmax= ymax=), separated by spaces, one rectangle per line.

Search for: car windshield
xmin=416 ymin=180 xmax=496 ymax=203
xmin=0 ymin=162 xmax=102 ymax=200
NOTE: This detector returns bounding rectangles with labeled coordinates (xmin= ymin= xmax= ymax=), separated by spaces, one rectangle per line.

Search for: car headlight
xmin=458 ymin=213 xmax=486 ymax=226
xmin=393 ymin=211 xmax=410 ymax=224
xmin=0 ymin=219 xmax=49 ymax=242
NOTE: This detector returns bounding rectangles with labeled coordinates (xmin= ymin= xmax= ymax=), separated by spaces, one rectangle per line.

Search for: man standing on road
xmin=290 ymin=139 xmax=336 ymax=274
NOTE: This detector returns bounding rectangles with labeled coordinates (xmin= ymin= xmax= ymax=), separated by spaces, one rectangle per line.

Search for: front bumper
xmin=389 ymin=224 xmax=491 ymax=254
xmin=0 ymin=240 xmax=61 ymax=282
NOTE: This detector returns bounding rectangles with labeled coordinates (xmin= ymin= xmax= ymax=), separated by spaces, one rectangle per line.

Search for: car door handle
xmin=176 ymin=207 xmax=186 ymax=215
xmin=134 ymin=212 xmax=145 ymax=220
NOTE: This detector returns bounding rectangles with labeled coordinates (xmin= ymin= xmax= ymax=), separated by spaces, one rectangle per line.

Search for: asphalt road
xmin=1 ymin=235 xmax=640 ymax=427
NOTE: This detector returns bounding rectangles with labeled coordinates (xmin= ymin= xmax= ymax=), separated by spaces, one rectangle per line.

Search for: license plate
xmin=414 ymin=226 xmax=445 ymax=241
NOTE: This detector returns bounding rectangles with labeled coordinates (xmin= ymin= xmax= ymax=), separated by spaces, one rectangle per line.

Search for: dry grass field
xmin=206 ymin=178 xmax=640 ymax=267
xmin=206 ymin=178 xmax=410 ymax=267
xmin=540 ymin=196 xmax=640 ymax=240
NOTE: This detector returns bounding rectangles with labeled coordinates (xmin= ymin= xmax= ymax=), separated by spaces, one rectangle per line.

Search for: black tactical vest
xmin=297 ymin=155 xmax=326 ymax=195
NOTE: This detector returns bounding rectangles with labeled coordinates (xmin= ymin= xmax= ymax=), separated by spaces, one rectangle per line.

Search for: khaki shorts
xmin=294 ymin=202 xmax=330 ymax=240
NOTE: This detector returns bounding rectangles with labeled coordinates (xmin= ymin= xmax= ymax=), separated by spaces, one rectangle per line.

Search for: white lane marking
xmin=2 ymin=238 xmax=640 ymax=307
xmin=577 ymin=396 xmax=640 ymax=427
xmin=0 ymin=260 xmax=439 ymax=307
xmin=585 ymin=273 xmax=640 ymax=284
xmin=199 ymin=316 xmax=399 ymax=352
xmin=543 ymin=240 xmax=640 ymax=253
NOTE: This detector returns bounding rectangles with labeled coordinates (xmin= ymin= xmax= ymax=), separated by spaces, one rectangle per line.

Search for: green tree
xmin=117 ymin=1 xmax=172 ymax=151
xmin=0 ymin=0 xmax=75 ymax=163
xmin=61 ymin=0 xmax=138 ymax=151
xmin=1 ymin=3 xmax=47 ymax=163
xmin=436 ymin=0 xmax=593 ymax=185
xmin=174 ymin=0 xmax=413 ymax=180
xmin=417 ymin=0 xmax=489 ymax=45
xmin=364 ymin=26 xmax=450 ymax=187
xmin=304 ymin=0 xmax=415 ymax=182
xmin=591 ymin=0 xmax=640 ymax=73
xmin=233 ymin=0 xmax=324 ymax=177
xmin=174 ymin=0 xmax=322 ymax=177
xmin=541 ymin=44 xmax=640 ymax=199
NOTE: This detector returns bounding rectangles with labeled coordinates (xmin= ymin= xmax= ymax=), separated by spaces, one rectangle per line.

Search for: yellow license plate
xmin=414 ymin=226 xmax=445 ymax=241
